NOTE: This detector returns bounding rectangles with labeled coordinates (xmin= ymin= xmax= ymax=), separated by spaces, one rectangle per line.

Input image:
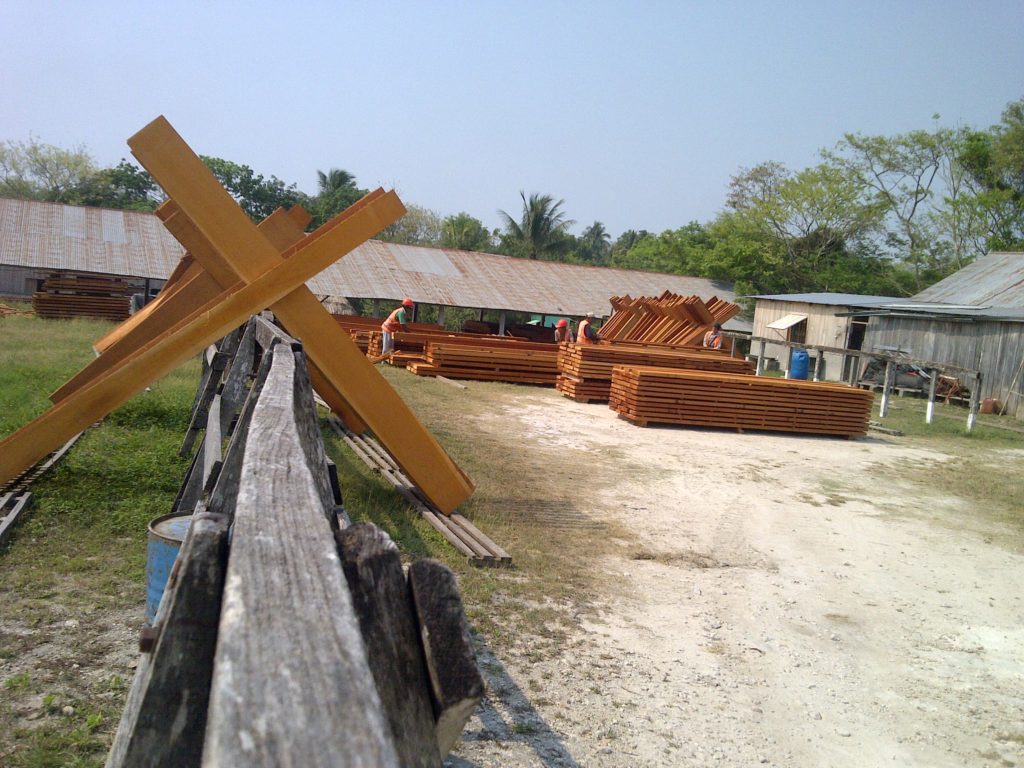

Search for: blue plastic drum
xmin=145 ymin=513 xmax=192 ymax=625
xmin=789 ymin=348 xmax=810 ymax=380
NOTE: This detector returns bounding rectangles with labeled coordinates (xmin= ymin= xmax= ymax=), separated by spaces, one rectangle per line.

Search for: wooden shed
xmin=748 ymin=293 xmax=904 ymax=380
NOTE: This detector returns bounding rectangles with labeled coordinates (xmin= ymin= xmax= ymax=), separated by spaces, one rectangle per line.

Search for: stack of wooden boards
xmin=32 ymin=272 xmax=133 ymax=321
xmin=609 ymin=366 xmax=873 ymax=437
xmin=557 ymin=343 xmax=755 ymax=402
xmin=599 ymin=291 xmax=740 ymax=348
xmin=409 ymin=336 xmax=559 ymax=384
xmin=332 ymin=314 xmax=445 ymax=354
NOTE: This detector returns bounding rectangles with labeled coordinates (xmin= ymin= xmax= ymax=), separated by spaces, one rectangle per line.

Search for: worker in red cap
xmin=380 ymin=297 xmax=414 ymax=359
xmin=553 ymin=318 xmax=573 ymax=343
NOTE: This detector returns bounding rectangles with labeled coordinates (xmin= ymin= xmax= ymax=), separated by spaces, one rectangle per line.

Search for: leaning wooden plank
xmin=51 ymin=207 xmax=307 ymax=405
xmin=106 ymin=511 xmax=229 ymax=768
xmin=128 ymin=117 xmax=472 ymax=514
xmin=0 ymin=493 xmax=32 ymax=550
xmin=337 ymin=524 xmax=441 ymax=767
xmin=408 ymin=560 xmax=485 ymax=757
xmin=0 ymin=185 xmax=405 ymax=489
xmin=203 ymin=347 xmax=399 ymax=766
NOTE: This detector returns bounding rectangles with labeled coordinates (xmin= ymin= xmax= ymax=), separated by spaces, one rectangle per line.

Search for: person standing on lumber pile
xmin=577 ymin=312 xmax=602 ymax=345
xmin=702 ymin=323 xmax=723 ymax=350
xmin=381 ymin=297 xmax=414 ymax=359
xmin=554 ymin=318 xmax=573 ymax=343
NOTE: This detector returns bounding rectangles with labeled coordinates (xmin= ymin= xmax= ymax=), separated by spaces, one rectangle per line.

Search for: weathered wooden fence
xmin=107 ymin=315 xmax=483 ymax=767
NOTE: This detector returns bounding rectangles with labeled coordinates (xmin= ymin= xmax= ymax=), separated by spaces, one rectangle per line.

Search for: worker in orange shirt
xmin=554 ymin=318 xmax=573 ymax=343
xmin=577 ymin=312 xmax=601 ymax=345
xmin=381 ymin=297 xmax=414 ymax=358
xmin=703 ymin=323 xmax=723 ymax=349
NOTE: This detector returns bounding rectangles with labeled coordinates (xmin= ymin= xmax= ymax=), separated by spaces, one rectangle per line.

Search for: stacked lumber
xmin=409 ymin=338 xmax=559 ymax=384
xmin=32 ymin=273 xmax=133 ymax=321
xmin=557 ymin=344 xmax=754 ymax=402
xmin=599 ymin=292 xmax=740 ymax=347
xmin=0 ymin=303 xmax=34 ymax=317
xmin=609 ymin=366 xmax=873 ymax=437
xmin=332 ymin=314 xmax=444 ymax=353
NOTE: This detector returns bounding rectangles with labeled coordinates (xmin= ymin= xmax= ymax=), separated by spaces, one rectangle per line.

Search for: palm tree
xmin=580 ymin=221 xmax=612 ymax=264
xmin=316 ymin=168 xmax=356 ymax=194
xmin=498 ymin=191 xmax=575 ymax=260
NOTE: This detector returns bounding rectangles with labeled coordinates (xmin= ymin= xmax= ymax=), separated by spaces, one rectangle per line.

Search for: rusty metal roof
xmin=306 ymin=240 xmax=737 ymax=317
xmin=1 ymin=198 xmax=737 ymax=317
xmin=0 ymin=197 xmax=184 ymax=278
xmin=912 ymin=251 xmax=1024 ymax=308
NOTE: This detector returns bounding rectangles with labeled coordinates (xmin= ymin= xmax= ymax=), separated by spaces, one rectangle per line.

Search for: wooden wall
xmin=751 ymin=300 xmax=855 ymax=380
xmin=864 ymin=316 xmax=1024 ymax=418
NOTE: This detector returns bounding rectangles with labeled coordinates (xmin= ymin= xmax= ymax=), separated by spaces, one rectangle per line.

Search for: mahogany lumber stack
xmin=609 ymin=366 xmax=873 ymax=437
xmin=32 ymin=272 xmax=133 ymax=321
xmin=332 ymin=314 xmax=445 ymax=354
xmin=557 ymin=343 xmax=755 ymax=402
xmin=409 ymin=337 xmax=559 ymax=384
xmin=599 ymin=291 xmax=740 ymax=347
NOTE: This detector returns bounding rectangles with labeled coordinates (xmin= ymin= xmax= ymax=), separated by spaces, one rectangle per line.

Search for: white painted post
xmin=879 ymin=360 xmax=894 ymax=418
xmin=756 ymin=340 xmax=766 ymax=376
xmin=498 ymin=311 xmax=507 ymax=336
xmin=966 ymin=373 xmax=982 ymax=432
xmin=437 ymin=305 xmax=446 ymax=326
xmin=813 ymin=351 xmax=824 ymax=382
xmin=926 ymin=368 xmax=939 ymax=424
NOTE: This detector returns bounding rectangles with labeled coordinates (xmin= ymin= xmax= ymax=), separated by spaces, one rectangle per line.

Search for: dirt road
xmin=450 ymin=391 xmax=1024 ymax=767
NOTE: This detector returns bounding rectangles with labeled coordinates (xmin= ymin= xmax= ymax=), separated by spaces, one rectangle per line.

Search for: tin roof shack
xmin=748 ymin=293 xmax=905 ymax=379
xmin=857 ymin=252 xmax=1024 ymax=419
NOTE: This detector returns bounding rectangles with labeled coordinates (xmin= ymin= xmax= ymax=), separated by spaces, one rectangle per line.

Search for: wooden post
xmin=755 ymin=340 xmax=766 ymax=376
xmin=498 ymin=311 xmax=506 ymax=336
xmin=967 ymin=372 xmax=982 ymax=432
xmin=813 ymin=351 xmax=824 ymax=382
xmin=926 ymin=368 xmax=939 ymax=424
xmin=437 ymin=305 xmax=445 ymax=326
xmin=879 ymin=360 xmax=894 ymax=418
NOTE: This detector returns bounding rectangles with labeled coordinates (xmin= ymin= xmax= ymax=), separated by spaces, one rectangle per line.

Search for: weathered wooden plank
xmin=202 ymin=345 xmax=399 ymax=767
xmin=337 ymin=524 xmax=441 ymax=767
xmin=408 ymin=560 xmax=484 ymax=756
xmin=106 ymin=511 xmax=229 ymax=768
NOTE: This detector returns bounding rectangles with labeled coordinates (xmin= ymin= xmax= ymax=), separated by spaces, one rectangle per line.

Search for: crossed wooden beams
xmin=0 ymin=116 xmax=474 ymax=514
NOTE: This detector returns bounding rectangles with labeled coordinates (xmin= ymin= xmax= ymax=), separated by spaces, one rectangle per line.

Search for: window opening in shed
xmin=788 ymin=319 xmax=807 ymax=345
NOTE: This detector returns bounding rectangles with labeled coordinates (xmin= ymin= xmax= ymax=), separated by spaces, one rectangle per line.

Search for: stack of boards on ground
xmin=599 ymin=291 xmax=741 ymax=348
xmin=32 ymin=272 xmax=133 ymax=321
xmin=557 ymin=343 xmax=755 ymax=402
xmin=408 ymin=337 xmax=559 ymax=385
xmin=609 ymin=366 xmax=874 ymax=437
xmin=332 ymin=315 xmax=446 ymax=354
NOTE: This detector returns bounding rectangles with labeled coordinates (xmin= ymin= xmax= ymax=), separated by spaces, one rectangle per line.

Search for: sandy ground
xmin=448 ymin=390 xmax=1024 ymax=768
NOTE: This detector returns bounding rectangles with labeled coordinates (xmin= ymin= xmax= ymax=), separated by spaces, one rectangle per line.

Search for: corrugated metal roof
xmin=766 ymin=312 xmax=807 ymax=329
xmin=0 ymin=197 xmax=184 ymax=278
xmin=912 ymin=251 xmax=1024 ymax=308
xmin=748 ymin=292 xmax=906 ymax=306
xmin=1 ymin=197 xmax=738 ymax=317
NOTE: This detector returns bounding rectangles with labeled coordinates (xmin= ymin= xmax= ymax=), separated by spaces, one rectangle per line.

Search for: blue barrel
xmin=789 ymin=348 xmax=810 ymax=380
xmin=146 ymin=513 xmax=192 ymax=625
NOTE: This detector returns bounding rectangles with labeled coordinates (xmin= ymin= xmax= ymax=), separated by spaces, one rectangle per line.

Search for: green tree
xmin=378 ymin=203 xmax=443 ymax=246
xmin=441 ymin=212 xmax=493 ymax=251
xmin=72 ymin=159 xmax=162 ymax=211
xmin=0 ymin=137 xmax=97 ymax=201
xmin=498 ymin=191 xmax=575 ymax=260
xmin=310 ymin=167 xmax=365 ymax=228
xmin=200 ymin=156 xmax=304 ymax=221
xmin=577 ymin=221 xmax=612 ymax=265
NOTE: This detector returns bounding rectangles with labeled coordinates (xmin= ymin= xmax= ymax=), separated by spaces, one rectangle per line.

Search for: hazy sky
xmin=3 ymin=1 xmax=1022 ymax=238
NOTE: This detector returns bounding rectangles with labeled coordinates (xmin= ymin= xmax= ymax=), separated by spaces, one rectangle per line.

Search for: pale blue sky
xmin=2 ymin=1 xmax=1021 ymax=237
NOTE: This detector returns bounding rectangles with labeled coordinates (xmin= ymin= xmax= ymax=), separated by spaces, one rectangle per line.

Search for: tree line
xmin=2 ymin=96 xmax=1021 ymax=300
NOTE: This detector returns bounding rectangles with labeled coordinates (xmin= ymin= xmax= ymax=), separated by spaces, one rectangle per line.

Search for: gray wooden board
xmin=202 ymin=345 xmax=400 ymax=767
xmin=106 ymin=512 xmax=229 ymax=768
xmin=218 ymin=319 xmax=257 ymax=437
xmin=337 ymin=524 xmax=441 ymax=767
xmin=0 ymin=493 xmax=32 ymax=549
xmin=408 ymin=559 xmax=485 ymax=756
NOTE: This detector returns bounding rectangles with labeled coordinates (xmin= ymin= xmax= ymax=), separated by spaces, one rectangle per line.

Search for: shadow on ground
xmin=445 ymin=634 xmax=579 ymax=768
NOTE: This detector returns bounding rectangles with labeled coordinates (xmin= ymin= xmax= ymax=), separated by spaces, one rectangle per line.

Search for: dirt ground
xmin=449 ymin=390 xmax=1024 ymax=768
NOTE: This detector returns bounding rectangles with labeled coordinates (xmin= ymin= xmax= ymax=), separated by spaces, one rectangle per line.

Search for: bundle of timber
xmin=409 ymin=337 xmax=559 ymax=384
xmin=600 ymin=291 xmax=740 ymax=347
xmin=557 ymin=344 xmax=754 ymax=402
xmin=332 ymin=314 xmax=444 ymax=353
xmin=0 ymin=303 xmax=34 ymax=317
xmin=32 ymin=272 xmax=133 ymax=321
xmin=609 ymin=366 xmax=873 ymax=437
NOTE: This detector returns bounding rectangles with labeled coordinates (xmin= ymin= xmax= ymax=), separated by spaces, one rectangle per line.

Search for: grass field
xmin=1 ymin=307 xmax=1021 ymax=766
